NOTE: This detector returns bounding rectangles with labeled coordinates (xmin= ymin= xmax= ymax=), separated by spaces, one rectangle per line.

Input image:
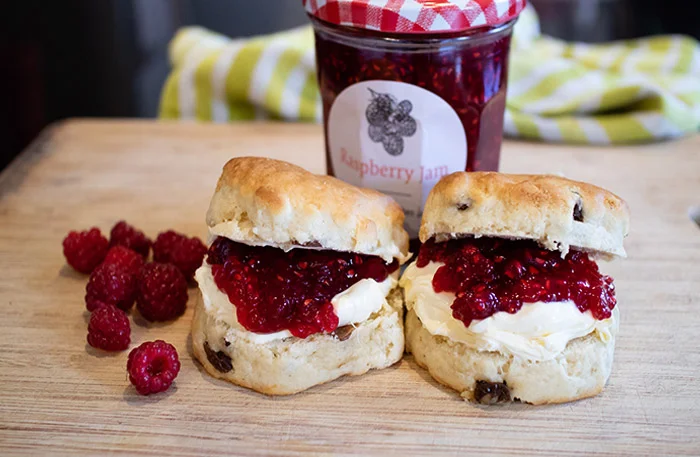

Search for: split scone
xmin=401 ymin=172 xmax=630 ymax=405
xmin=192 ymin=157 xmax=410 ymax=395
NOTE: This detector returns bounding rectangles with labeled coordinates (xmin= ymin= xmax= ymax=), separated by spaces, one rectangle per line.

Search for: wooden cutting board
xmin=1 ymin=119 xmax=699 ymax=456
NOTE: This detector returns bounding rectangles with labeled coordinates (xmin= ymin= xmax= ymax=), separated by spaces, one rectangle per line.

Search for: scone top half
xmin=198 ymin=157 xmax=409 ymax=341
xmin=402 ymin=172 xmax=630 ymax=405
xmin=420 ymin=172 xmax=630 ymax=259
xmin=207 ymin=157 xmax=410 ymax=264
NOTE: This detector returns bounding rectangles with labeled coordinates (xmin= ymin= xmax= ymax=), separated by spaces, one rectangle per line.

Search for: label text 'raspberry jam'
xmin=416 ymin=238 xmax=616 ymax=327
xmin=207 ymin=237 xmax=399 ymax=338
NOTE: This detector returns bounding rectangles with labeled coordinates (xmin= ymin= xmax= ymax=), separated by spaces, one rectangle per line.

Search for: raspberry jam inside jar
xmin=305 ymin=0 xmax=525 ymax=236
xmin=416 ymin=238 xmax=617 ymax=327
xmin=207 ymin=237 xmax=399 ymax=339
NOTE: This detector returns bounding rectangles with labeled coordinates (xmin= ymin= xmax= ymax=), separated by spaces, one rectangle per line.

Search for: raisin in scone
xmin=401 ymin=172 xmax=630 ymax=405
xmin=192 ymin=157 xmax=409 ymax=395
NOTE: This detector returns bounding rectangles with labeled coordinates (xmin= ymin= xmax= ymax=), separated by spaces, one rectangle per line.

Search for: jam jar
xmin=304 ymin=0 xmax=525 ymax=236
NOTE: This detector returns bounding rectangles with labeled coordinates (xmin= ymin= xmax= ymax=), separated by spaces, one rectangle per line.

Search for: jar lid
xmin=303 ymin=0 xmax=526 ymax=34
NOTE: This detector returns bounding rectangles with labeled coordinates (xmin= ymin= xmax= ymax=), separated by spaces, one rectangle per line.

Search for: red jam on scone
xmin=416 ymin=237 xmax=616 ymax=326
xmin=207 ymin=237 xmax=399 ymax=338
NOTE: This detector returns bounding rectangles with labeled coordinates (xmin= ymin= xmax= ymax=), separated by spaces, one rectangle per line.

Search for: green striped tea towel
xmin=159 ymin=7 xmax=700 ymax=144
xmin=160 ymin=26 xmax=320 ymax=123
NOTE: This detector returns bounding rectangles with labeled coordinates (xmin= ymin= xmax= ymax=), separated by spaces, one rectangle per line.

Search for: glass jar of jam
xmin=304 ymin=0 xmax=525 ymax=236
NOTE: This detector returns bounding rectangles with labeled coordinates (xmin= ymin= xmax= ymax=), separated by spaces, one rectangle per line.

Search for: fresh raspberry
xmin=85 ymin=263 xmax=137 ymax=312
xmin=109 ymin=221 xmax=151 ymax=258
xmin=127 ymin=340 xmax=180 ymax=395
xmin=87 ymin=304 xmax=130 ymax=351
xmin=136 ymin=263 xmax=188 ymax=321
xmin=153 ymin=230 xmax=207 ymax=280
xmin=102 ymin=246 xmax=144 ymax=275
xmin=62 ymin=228 xmax=109 ymax=274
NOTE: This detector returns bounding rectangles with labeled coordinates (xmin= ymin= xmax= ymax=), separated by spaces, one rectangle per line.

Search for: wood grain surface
xmin=0 ymin=119 xmax=699 ymax=456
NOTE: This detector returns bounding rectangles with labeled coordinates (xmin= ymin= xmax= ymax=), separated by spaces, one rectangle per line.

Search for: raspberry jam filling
xmin=314 ymin=22 xmax=513 ymax=171
xmin=416 ymin=238 xmax=616 ymax=327
xmin=207 ymin=237 xmax=399 ymax=338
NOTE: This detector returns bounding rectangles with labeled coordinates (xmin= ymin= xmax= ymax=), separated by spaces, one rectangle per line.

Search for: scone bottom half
xmin=193 ymin=288 xmax=405 ymax=396
xmin=403 ymin=172 xmax=629 ymax=405
xmin=192 ymin=157 xmax=410 ymax=396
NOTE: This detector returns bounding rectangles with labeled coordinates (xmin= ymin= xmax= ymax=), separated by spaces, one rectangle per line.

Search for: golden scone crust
xmin=419 ymin=172 xmax=630 ymax=257
xmin=405 ymin=309 xmax=616 ymax=405
xmin=192 ymin=289 xmax=405 ymax=396
xmin=206 ymin=157 xmax=410 ymax=263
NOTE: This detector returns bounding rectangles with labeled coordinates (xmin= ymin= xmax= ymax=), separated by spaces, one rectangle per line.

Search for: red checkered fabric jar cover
xmin=303 ymin=0 xmax=526 ymax=34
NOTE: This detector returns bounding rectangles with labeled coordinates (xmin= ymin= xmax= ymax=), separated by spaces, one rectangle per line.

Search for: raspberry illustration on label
xmin=365 ymin=89 xmax=417 ymax=156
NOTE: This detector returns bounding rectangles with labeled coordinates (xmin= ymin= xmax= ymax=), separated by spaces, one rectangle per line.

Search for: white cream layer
xmin=195 ymin=263 xmax=396 ymax=344
xmin=400 ymin=261 xmax=619 ymax=361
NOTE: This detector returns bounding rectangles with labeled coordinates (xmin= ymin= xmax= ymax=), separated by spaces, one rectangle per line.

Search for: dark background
xmin=1 ymin=0 xmax=698 ymax=170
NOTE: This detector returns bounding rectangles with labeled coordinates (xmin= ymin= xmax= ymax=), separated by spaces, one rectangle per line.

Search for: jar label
xmin=328 ymin=80 xmax=467 ymax=237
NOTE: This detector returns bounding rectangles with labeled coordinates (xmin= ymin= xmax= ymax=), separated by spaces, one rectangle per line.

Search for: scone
xmin=401 ymin=172 xmax=630 ymax=405
xmin=192 ymin=157 xmax=410 ymax=395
